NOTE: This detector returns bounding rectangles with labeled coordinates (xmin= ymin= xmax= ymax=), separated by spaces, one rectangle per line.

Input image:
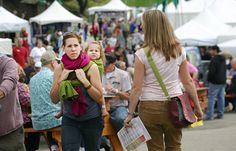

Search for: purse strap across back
xmin=144 ymin=47 xmax=171 ymax=101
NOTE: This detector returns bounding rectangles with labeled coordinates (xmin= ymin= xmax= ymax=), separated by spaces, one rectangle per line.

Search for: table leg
xmin=107 ymin=134 xmax=123 ymax=151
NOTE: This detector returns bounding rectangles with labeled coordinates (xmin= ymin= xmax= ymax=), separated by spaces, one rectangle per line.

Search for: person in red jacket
xmin=13 ymin=38 xmax=29 ymax=69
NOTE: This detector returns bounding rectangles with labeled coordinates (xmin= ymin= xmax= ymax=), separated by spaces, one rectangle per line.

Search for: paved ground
xmin=182 ymin=112 xmax=236 ymax=151
xmin=39 ymin=112 xmax=236 ymax=151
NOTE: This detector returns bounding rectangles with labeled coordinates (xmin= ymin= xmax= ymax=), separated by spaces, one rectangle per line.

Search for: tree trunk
xmin=77 ymin=0 xmax=87 ymax=16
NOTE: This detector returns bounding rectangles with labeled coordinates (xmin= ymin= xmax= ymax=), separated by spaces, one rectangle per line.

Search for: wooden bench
xmin=24 ymin=127 xmax=62 ymax=151
xmin=225 ymin=94 xmax=234 ymax=99
xmin=225 ymin=94 xmax=236 ymax=111
xmin=102 ymin=114 xmax=123 ymax=151
xmin=24 ymin=117 xmax=122 ymax=151
xmin=197 ymin=87 xmax=208 ymax=112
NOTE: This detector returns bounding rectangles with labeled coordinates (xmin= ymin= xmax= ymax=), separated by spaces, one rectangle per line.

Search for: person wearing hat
xmin=0 ymin=50 xmax=26 ymax=150
xmin=29 ymin=50 xmax=61 ymax=151
xmin=103 ymin=53 xmax=132 ymax=131
xmin=205 ymin=45 xmax=227 ymax=120
xmin=34 ymin=61 xmax=42 ymax=73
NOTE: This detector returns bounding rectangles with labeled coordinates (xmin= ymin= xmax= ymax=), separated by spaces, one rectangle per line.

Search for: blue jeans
xmin=110 ymin=106 xmax=128 ymax=131
xmin=206 ymin=83 xmax=225 ymax=118
xmin=61 ymin=116 xmax=103 ymax=151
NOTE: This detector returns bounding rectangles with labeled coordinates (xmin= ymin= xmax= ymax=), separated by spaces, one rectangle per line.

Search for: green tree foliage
xmin=122 ymin=0 xmax=178 ymax=8
xmin=87 ymin=0 xmax=110 ymax=7
xmin=63 ymin=0 xmax=109 ymax=16
xmin=61 ymin=0 xmax=80 ymax=17
xmin=64 ymin=0 xmax=79 ymax=13
xmin=76 ymin=0 xmax=88 ymax=15
xmin=42 ymin=0 xmax=179 ymax=18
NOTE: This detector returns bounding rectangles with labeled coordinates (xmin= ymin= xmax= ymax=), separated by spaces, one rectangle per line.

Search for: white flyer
xmin=117 ymin=117 xmax=151 ymax=151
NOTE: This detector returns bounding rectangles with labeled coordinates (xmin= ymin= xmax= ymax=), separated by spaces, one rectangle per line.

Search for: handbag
xmin=144 ymin=48 xmax=197 ymax=128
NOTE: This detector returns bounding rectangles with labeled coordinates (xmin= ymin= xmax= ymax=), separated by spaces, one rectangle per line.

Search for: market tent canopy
xmin=137 ymin=0 xmax=215 ymax=29
xmin=175 ymin=10 xmax=232 ymax=46
xmin=165 ymin=0 xmax=214 ymax=14
xmin=0 ymin=6 xmax=29 ymax=32
xmin=218 ymin=26 xmax=236 ymax=43
xmin=175 ymin=20 xmax=217 ymax=46
xmin=164 ymin=0 xmax=215 ymax=29
xmin=88 ymin=0 xmax=132 ymax=15
xmin=208 ymin=0 xmax=236 ymax=25
xmin=30 ymin=0 xmax=83 ymax=25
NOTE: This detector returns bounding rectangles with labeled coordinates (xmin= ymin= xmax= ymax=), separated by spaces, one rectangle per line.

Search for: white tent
xmin=208 ymin=0 xmax=236 ymax=26
xmin=175 ymin=10 xmax=232 ymax=46
xmin=30 ymin=0 xmax=83 ymax=25
xmin=0 ymin=6 xmax=29 ymax=32
xmin=165 ymin=0 xmax=215 ymax=29
xmin=175 ymin=20 xmax=217 ymax=46
xmin=218 ymin=39 xmax=236 ymax=57
xmin=218 ymin=26 xmax=236 ymax=43
xmin=137 ymin=0 xmax=215 ymax=29
xmin=0 ymin=38 xmax=12 ymax=55
xmin=166 ymin=0 xmax=214 ymax=14
xmin=88 ymin=0 xmax=132 ymax=15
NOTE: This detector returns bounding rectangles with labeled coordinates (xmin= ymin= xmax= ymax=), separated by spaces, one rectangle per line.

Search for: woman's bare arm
xmin=50 ymin=65 xmax=62 ymax=104
xmin=128 ymin=57 xmax=144 ymax=114
xmin=179 ymin=60 xmax=203 ymax=120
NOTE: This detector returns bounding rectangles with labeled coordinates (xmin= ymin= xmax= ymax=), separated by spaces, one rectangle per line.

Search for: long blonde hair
xmin=142 ymin=10 xmax=182 ymax=61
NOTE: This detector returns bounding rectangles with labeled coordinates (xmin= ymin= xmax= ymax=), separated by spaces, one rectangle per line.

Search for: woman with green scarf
xmin=50 ymin=32 xmax=104 ymax=151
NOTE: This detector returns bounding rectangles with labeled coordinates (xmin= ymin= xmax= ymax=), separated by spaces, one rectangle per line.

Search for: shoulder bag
xmin=144 ymin=48 xmax=197 ymax=128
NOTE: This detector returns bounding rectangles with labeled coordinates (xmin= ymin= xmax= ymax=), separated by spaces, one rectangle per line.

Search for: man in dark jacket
xmin=206 ymin=45 xmax=226 ymax=120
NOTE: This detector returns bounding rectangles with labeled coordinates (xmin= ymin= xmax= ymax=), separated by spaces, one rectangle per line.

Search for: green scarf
xmin=58 ymin=61 xmax=94 ymax=101
xmin=92 ymin=58 xmax=104 ymax=78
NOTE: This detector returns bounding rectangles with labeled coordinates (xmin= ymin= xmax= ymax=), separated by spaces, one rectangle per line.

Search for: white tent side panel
xmin=0 ymin=38 xmax=13 ymax=55
xmin=218 ymin=39 xmax=236 ymax=57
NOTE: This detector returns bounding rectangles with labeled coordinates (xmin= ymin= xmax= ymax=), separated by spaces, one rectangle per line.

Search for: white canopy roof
xmin=0 ymin=6 xmax=29 ymax=32
xmin=208 ymin=0 xmax=236 ymax=25
xmin=175 ymin=10 xmax=232 ymax=46
xmin=175 ymin=20 xmax=217 ymax=46
xmin=218 ymin=26 xmax=236 ymax=43
xmin=166 ymin=0 xmax=214 ymax=14
xmin=30 ymin=1 xmax=83 ymax=25
xmin=88 ymin=0 xmax=132 ymax=15
xmin=141 ymin=0 xmax=214 ymax=29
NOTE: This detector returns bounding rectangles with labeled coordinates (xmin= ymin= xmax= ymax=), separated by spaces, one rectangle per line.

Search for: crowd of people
xmin=0 ymin=9 xmax=236 ymax=151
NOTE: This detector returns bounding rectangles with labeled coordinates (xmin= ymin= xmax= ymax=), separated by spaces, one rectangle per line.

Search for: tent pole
xmin=39 ymin=24 xmax=42 ymax=38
